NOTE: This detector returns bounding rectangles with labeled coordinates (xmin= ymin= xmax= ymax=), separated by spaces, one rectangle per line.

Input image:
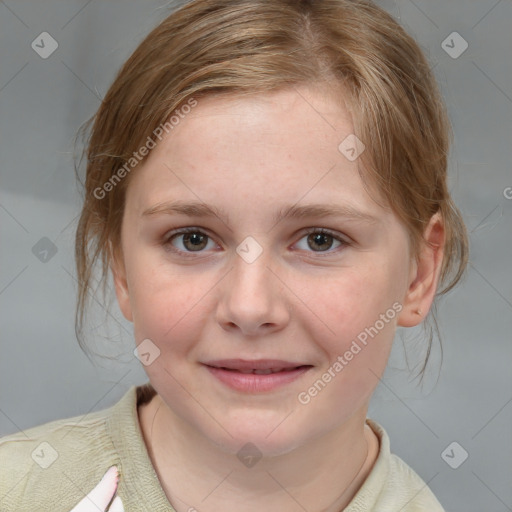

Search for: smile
xmin=222 ymin=367 xmax=298 ymax=375
xmin=202 ymin=359 xmax=313 ymax=392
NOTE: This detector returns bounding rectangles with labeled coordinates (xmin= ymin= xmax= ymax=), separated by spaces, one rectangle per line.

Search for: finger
xmin=69 ymin=466 xmax=119 ymax=512
xmin=108 ymin=496 xmax=125 ymax=512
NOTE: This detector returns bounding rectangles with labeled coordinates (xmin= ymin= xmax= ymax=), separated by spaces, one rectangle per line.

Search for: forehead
xmin=125 ymin=85 xmax=387 ymax=218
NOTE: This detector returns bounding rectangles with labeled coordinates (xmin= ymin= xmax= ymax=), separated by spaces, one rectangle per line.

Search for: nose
xmin=215 ymin=247 xmax=291 ymax=337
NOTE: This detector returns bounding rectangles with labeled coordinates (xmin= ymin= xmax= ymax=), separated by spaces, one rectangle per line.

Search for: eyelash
xmin=162 ymin=227 xmax=351 ymax=258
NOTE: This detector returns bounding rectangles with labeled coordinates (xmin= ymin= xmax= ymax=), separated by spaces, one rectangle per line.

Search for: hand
xmin=69 ymin=466 xmax=124 ymax=512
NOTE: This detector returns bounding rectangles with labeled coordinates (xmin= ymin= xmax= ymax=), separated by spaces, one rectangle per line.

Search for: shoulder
xmin=0 ymin=392 xmax=130 ymax=511
xmin=346 ymin=419 xmax=445 ymax=512
xmin=384 ymin=453 xmax=445 ymax=511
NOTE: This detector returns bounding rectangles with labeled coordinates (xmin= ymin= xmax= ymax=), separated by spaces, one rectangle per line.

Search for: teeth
xmin=252 ymin=368 xmax=289 ymax=374
xmin=220 ymin=367 xmax=299 ymax=374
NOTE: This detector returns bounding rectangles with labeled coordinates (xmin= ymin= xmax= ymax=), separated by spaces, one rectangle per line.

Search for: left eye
xmin=294 ymin=229 xmax=346 ymax=253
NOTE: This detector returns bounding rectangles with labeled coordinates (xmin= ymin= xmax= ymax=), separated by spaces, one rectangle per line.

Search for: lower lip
xmin=204 ymin=365 xmax=312 ymax=393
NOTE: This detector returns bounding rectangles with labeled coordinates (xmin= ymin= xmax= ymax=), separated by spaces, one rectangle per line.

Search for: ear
xmin=109 ymin=240 xmax=133 ymax=322
xmin=397 ymin=212 xmax=445 ymax=328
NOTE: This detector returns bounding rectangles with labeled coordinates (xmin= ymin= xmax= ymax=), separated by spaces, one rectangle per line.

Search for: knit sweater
xmin=0 ymin=384 xmax=445 ymax=511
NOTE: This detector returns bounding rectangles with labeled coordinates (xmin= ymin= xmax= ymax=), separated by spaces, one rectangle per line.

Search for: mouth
xmin=204 ymin=359 xmax=311 ymax=372
xmin=219 ymin=367 xmax=308 ymax=374
xmin=202 ymin=359 xmax=313 ymax=392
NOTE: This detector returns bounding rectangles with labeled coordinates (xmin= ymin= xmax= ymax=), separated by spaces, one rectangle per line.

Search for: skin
xmin=111 ymin=84 xmax=444 ymax=512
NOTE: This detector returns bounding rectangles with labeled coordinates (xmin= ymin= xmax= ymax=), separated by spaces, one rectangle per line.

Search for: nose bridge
xmin=216 ymin=239 xmax=290 ymax=335
xmin=230 ymin=243 xmax=275 ymax=308
xmin=233 ymin=244 xmax=272 ymax=298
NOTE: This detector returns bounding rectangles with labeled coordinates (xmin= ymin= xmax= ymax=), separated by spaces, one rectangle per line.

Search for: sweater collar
xmin=107 ymin=385 xmax=390 ymax=511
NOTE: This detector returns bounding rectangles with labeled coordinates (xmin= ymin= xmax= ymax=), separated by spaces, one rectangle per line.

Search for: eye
xmin=163 ymin=227 xmax=350 ymax=257
xmin=164 ymin=228 xmax=217 ymax=254
xmin=294 ymin=228 xmax=349 ymax=253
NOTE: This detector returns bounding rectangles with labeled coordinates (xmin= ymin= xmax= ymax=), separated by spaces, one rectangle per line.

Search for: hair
xmin=74 ymin=0 xmax=468 ymax=378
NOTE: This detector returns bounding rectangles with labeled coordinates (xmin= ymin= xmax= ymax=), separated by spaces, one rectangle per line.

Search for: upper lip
xmin=203 ymin=359 xmax=310 ymax=371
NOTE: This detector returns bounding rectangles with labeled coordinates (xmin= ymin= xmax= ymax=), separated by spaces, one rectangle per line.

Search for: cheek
xmin=294 ymin=271 xmax=399 ymax=420
xmin=317 ymin=266 xmax=399 ymax=332
xmin=127 ymin=256 xmax=209 ymax=353
xmin=305 ymin=265 xmax=401 ymax=374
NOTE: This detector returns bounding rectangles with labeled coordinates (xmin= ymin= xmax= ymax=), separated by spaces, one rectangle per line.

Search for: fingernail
xmin=105 ymin=466 xmax=118 ymax=477
xmin=102 ymin=466 xmax=120 ymax=486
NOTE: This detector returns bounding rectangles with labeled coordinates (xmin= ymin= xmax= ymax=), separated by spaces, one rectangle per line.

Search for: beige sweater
xmin=0 ymin=384 xmax=445 ymax=511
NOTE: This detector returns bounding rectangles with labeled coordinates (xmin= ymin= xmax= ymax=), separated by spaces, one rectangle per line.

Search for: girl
xmin=0 ymin=0 xmax=468 ymax=510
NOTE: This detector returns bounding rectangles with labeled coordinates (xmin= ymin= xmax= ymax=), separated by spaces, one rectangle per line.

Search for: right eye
xmin=163 ymin=228 xmax=219 ymax=255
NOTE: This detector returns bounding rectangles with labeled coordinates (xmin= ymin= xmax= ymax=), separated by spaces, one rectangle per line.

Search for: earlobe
xmin=397 ymin=213 xmax=445 ymax=328
xmin=109 ymin=241 xmax=133 ymax=323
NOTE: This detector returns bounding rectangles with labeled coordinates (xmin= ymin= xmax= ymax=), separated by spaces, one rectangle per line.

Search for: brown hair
xmin=75 ymin=0 xmax=468 ymax=376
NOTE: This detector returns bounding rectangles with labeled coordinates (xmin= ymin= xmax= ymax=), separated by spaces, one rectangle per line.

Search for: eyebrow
xmin=142 ymin=200 xmax=379 ymax=226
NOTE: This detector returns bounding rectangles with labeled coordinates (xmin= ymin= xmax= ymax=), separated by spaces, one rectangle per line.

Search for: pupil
xmin=185 ymin=233 xmax=206 ymax=250
xmin=309 ymin=233 xmax=332 ymax=251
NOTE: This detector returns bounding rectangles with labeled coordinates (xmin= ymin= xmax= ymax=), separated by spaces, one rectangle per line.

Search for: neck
xmin=139 ymin=394 xmax=379 ymax=512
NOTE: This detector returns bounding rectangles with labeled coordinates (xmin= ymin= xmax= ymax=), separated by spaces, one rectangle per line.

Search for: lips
xmin=230 ymin=368 xmax=297 ymax=375
xmin=202 ymin=359 xmax=313 ymax=392
xmin=204 ymin=359 xmax=310 ymax=372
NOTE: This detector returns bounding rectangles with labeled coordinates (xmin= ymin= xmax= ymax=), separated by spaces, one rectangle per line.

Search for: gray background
xmin=0 ymin=1 xmax=511 ymax=510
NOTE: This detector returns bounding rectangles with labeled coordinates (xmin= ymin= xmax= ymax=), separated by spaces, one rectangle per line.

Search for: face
xmin=113 ymin=85 xmax=427 ymax=456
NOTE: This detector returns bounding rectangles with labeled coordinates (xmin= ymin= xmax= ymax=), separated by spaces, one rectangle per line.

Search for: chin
xmin=204 ymin=413 xmax=314 ymax=459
